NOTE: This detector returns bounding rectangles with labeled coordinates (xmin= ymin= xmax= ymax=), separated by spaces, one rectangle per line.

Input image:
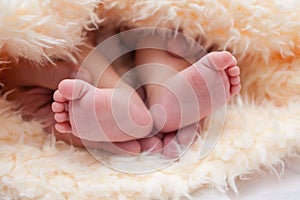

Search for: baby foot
xmin=149 ymin=51 xmax=241 ymax=133
xmin=52 ymin=79 xmax=153 ymax=143
xmin=9 ymin=85 xmax=144 ymax=154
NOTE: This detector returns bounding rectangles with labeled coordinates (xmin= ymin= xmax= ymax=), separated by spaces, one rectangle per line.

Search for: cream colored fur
xmin=0 ymin=0 xmax=100 ymax=64
xmin=0 ymin=0 xmax=300 ymax=199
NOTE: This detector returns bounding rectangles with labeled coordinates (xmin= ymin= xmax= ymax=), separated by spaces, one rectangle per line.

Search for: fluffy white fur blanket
xmin=0 ymin=0 xmax=300 ymax=199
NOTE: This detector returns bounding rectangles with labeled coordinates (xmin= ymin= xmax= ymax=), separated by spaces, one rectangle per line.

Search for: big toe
xmin=202 ymin=51 xmax=237 ymax=70
xmin=58 ymin=79 xmax=93 ymax=100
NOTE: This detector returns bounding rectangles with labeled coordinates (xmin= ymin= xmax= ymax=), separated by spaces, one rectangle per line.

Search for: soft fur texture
xmin=0 ymin=0 xmax=100 ymax=64
xmin=0 ymin=0 xmax=300 ymax=199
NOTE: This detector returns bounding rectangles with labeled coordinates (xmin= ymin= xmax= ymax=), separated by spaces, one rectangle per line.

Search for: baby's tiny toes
xmin=54 ymin=112 xmax=69 ymax=123
xmin=52 ymin=102 xmax=65 ymax=113
xmin=230 ymin=84 xmax=242 ymax=95
xmin=226 ymin=66 xmax=240 ymax=77
xmin=53 ymin=90 xmax=67 ymax=102
xmin=229 ymin=76 xmax=240 ymax=85
xmin=55 ymin=122 xmax=72 ymax=133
